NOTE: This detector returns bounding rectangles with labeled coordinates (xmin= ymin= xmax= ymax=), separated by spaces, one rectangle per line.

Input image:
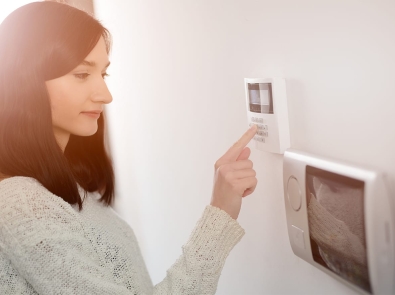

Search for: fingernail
xmin=249 ymin=124 xmax=257 ymax=130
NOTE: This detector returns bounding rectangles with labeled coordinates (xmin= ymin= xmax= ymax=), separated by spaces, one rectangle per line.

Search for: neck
xmin=53 ymin=129 xmax=70 ymax=152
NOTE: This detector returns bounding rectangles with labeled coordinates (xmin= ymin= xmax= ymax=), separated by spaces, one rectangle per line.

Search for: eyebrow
xmin=81 ymin=60 xmax=111 ymax=68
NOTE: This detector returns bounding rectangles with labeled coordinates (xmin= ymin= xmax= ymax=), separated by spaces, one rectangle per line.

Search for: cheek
xmin=47 ymin=81 xmax=66 ymax=110
xmin=49 ymin=93 xmax=71 ymax=122
xmin=47 ymin=87 xmax=79 ymax=118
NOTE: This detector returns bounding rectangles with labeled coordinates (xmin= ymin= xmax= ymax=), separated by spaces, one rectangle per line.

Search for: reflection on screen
xmin=306 ymin=166 xmax=371 ymax=293
xmin=248 ymin=83 xmax=273 ymax=114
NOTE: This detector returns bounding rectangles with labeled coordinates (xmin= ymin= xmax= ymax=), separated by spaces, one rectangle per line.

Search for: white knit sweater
xmin=0 ymin=177 xmax=245 ymax=294
xmin=307 ymin=177 xmax=369 ymax=291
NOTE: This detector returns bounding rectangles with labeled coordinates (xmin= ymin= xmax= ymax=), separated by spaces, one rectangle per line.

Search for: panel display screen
xmin=306 ymin=166 xmax=371 ymax=293
xmin=248 ymin=83 xmax=273 ymax=114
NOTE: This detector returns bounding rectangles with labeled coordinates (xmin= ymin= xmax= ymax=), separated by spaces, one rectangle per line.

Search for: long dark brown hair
xmin=0 ymin=1 xmax=114 ymax=209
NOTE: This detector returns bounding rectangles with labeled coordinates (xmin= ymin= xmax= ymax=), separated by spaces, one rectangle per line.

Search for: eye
xmin=74 ymin=73 xmax=90 ymax=80
xmin=102 ymin=72 xmax=109 ymax=79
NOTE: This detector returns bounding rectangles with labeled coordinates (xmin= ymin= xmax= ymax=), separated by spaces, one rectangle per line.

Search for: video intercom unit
xmin=283 ymin=149 xmax=395 ymax=295
xmin=244 ymin=78 xmax=290 ymax=154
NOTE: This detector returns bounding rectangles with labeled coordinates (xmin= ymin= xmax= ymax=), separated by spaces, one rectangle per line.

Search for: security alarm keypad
xmin=244 ymin=78 xmax=290 ymax=154
xmin=283 ymin=149 xmax=395 ymax=295
xmin=250 ymin=117 xmax=269 ymax=142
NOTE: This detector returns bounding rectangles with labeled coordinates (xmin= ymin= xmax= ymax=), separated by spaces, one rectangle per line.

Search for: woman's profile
xmin=0 ymin=2 xmax=257 ymax=294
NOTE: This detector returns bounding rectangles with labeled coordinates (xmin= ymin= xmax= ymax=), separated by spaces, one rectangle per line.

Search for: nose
xmin=91 ymin=78 xmax=113 ymax=104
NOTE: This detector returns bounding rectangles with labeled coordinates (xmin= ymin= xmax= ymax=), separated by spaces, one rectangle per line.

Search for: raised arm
xmin=153 ymin=206 xmax=244 ymax=294
xmin=153 ymin=125 xmax=257 ymax=294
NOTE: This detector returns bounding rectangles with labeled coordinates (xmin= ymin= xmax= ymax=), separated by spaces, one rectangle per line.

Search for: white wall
xmin=95 ymin=1 xmax=395 ymax=294
xmin=0 ymin=1 xmax=35 ymax=23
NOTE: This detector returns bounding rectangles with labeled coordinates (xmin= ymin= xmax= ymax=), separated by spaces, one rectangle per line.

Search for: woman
xmin=0 ymin=2 xmax=257 ymax=294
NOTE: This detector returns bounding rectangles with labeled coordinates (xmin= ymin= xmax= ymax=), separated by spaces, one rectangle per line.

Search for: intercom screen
xmin=248 ymin=83 xmax=273 ymax=114
xmin=305 ymin=166 xmax=371 ymax=293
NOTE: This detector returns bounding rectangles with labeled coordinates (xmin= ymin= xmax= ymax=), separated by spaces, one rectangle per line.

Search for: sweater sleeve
xmin=0 ymin=178 xmax=245 ymax=295
xmin=0 ymin=179 xmax=132 ymax=295
xmin=153 ymin=205 xmax=245 ymax=295
xmin=307 ymin=195 xmax=367 ymax=267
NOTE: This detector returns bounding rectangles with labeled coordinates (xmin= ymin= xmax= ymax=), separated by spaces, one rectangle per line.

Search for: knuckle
xmin=217 ymin=165 xmax=229 ymax=176
xmin=214 ymin=160 xmax=222 ymax=170
xmin=224 ymin=171 xmax=233 ymax=182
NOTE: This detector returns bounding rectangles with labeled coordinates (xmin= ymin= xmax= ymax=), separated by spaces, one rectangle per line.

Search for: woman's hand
xmin=210 ymin=125 xmax=258 ymax=219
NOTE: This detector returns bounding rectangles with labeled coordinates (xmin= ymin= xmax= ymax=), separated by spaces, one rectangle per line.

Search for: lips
xmin=81 ymin=110 xmax=102 ymax=119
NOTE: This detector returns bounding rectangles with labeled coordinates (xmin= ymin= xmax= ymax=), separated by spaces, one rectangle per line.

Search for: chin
xmin=74 ymin=125 xmax=99 ymax=137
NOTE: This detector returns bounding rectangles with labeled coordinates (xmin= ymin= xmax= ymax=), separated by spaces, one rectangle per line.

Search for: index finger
xmin=222 ymin=124 xmax=257 ymax=162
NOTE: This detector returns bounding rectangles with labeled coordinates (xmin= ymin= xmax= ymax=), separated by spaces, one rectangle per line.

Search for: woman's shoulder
xmin=0 ymin=177 xmax=86 ymax=258
xmin=0 ymin=176 xmax=79 ymax=218
xmin=0 ymin=176 xmax=44 ymax=192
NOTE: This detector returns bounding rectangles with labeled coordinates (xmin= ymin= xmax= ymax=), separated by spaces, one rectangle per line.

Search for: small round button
xmin=287 ymin=176 xmax=302 ymax=211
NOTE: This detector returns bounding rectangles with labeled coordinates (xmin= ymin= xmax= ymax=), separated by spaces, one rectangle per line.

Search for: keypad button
xmin=287 ymin=177 xmax=302 ymax=211
xmin=255 ymin=136 xmax=265 ymax=143
xmin=291 ymin=225 xmax=305 ymax=250
xmin=258 ymin=130 xmax=268 ymax=137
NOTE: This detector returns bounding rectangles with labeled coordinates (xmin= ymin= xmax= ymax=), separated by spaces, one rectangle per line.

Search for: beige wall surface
xmin=46 ymin=0 xmax=94 ymax=14
xmin=95 ymin=1 xmax=395 ymax=294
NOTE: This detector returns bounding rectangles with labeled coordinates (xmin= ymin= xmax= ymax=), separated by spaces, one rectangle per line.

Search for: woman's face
xmin=45 ymin=36 xmax=112 ymax=149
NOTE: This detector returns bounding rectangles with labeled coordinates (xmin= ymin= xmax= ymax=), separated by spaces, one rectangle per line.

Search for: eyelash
xmin=73 ymin=73 xmax=89 ymax=80
xmin=74 ymin=73 xmax=110 ymax=80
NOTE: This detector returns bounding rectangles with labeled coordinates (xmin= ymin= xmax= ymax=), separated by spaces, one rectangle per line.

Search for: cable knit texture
xmin=0 ymin=177 xmax=244 ymax=294
xmin=307 ymin=177 xmax=369 ymax=292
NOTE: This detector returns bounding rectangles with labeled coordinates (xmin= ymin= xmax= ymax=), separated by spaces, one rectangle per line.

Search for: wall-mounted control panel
xmin=244 ymin=78 xmax=290 ymax=154
xmin=283 ymin=149 xmax=395 ymax=295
